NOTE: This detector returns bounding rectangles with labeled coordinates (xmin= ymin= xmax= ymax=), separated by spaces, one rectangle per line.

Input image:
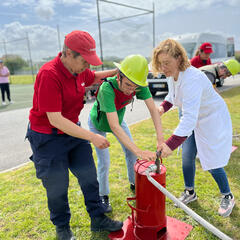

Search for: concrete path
xmin=0 ymin=94 xmax=166 ymax=173
xmin=0 ymin=75 xmax=239 ymax=173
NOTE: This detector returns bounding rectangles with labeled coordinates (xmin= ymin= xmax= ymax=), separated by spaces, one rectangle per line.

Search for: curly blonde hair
xmin=151 ymin=39 xmax=190 ymax=76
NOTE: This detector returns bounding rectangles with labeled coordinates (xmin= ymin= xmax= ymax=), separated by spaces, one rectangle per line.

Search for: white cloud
xmin=21 ymin=13 xmax=28 ymax=19
xmin=0 ymin=22 xmax=60 ymax=61
xmin=98 ymin=27 xmax=153 ymax=58
xmin=60 ymin=0 xmax=93 ymax=6
xmin=155 ymin=0 xmax=240 ymax=13
xmin=1 ymin=0 xmax=35 ymax=7
xmin=60 ymin=0 xmax=82 ymax=4
xmin=97 ymin=0 xmax=240 ymax=15
xmin=2 ymin=0 xmax=240 ymax=14
xmin=34 ymin=0 xmax=55 ymax=20
xmin=1 ymin=0 xmax=240 ymax=62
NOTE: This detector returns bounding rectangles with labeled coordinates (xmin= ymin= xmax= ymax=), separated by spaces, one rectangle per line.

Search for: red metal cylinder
xmin=109 ymin=159 xmax=193 ymax=240
xmin=134 ymin=160 xmax=167 ymax=239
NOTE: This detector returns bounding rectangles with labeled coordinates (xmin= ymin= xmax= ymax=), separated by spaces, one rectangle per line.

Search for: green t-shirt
xmin=90 ymin=76 xmax=152 ymax=132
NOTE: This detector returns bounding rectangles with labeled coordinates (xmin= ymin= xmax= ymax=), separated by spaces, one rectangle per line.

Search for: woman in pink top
xmin=0 ymin=59 xmax=12 ymax=105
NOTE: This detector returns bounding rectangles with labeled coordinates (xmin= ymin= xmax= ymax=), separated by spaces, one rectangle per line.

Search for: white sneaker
xmin=218 ymin=194 xmax=235 ymax=217
xmin=2 ymin=101 xmax=6 ymax=105
xmin=175 ymin=189 xmax=197 ymax=206
xmin=9 ymin=100 xmax=14 ymax=104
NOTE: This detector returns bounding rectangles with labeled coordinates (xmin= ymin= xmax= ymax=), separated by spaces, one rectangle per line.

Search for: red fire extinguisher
xmin=108 ymin=153 xmax=193 ymax=240
xmin=127 ymin=154 xmax=167 ymax=240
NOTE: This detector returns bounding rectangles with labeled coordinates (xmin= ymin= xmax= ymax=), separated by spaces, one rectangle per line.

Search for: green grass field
xmin=10 ymin=75 xmax=36 ymax=84
xmin=0 ymin=87 xmax=239 ymax=240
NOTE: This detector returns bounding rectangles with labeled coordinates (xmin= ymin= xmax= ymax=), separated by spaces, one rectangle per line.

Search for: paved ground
xmin=0 ymin=75 xmax=239 ymax=173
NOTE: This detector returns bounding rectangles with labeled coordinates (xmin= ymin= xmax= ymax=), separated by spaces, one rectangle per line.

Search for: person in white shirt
xmin=151 ymin=39 xmax=235 ymax=217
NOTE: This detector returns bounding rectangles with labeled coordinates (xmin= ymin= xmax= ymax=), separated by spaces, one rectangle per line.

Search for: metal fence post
xmin=26 ymin=33 xmax=35 ymax=83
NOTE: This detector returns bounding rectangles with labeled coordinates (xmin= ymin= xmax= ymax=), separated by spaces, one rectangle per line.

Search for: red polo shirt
xmin=190 ymin=55 xmax=212 ymax=68
xmin=29 ymin=53 xmax=95 ymax=134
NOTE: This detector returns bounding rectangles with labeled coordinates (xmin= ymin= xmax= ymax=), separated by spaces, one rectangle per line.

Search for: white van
xmin=173 ymin=32 xmax=235 ymax=63
xmin=148 ymin=32 xmax=235 ymax=95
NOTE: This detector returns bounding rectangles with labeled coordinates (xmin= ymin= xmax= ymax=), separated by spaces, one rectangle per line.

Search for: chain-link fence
xmin=0 ymin=32 xmax=113 ymax=84
xmin=1 ymin=38 xmax=32 ymax=80
xmin=0 ymin=31 xmax=61 ymax=84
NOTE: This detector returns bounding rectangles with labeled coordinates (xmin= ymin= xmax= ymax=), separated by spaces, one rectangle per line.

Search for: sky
xmin=0 ymin=0 xmax=240 ymax=62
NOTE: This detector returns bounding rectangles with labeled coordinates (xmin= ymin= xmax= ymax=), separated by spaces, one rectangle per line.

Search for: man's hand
xmin=91 ymin=134 xmax=110 ymax=149
xmin=158 ymin=106 xmax=165 ymax=116
xmin=159 ymin=142 xmax=172 ymax=158
xmin=137 ymin=150 xmax=156 ymax=161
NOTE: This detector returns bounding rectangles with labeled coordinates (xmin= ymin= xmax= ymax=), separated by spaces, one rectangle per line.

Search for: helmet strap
xmin=118 ymin=71 xmax=125 ymax=88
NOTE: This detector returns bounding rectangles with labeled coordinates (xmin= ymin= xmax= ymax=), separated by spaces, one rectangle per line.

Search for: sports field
xmin=0 ymin=84 xmax=34 ymax=113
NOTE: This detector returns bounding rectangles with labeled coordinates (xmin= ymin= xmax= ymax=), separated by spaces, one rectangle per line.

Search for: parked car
xmin=84 ymin=84 xmax=99 ymax=101
xmin=147 ymin=72 xmax=168 ymax=96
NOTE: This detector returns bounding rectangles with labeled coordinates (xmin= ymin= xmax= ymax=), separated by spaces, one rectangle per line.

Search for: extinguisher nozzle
xmin=155 ymin=151 xmax=162 ymax=174
xmin=145 ymin=164 xmax=157 ymax=175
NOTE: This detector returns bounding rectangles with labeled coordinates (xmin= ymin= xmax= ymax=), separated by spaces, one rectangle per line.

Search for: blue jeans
xmin=88 ymin=117 xmax=137 ymax=196
xmin=182 ymin=131 xmax=231 ymax=195
xmin=26 ymin=126 xmax=105 ymax=227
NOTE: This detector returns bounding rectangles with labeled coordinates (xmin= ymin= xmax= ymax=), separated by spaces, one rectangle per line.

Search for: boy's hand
xmin=137 ymin=150 xmax=156 ymax=161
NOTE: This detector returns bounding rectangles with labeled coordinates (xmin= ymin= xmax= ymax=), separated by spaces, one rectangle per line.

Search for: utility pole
xmin=26 ymin=33 xmax=35 ymax=83
xmin=57 ymin=24 xmax=61 ymax=52
xmin=96 ymin=0 xmax=104 ymax=70
xmin=2 ymin=39 xmax=11 ymax=83
xmin=153 ymin=2 xmax=155 ymax=48
xmin=3 ymin=39 xmax=8 ymax=59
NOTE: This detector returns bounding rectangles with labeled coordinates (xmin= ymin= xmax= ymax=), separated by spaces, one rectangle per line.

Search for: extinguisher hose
xmin=145 ymin=165 xmax=232 ymax=240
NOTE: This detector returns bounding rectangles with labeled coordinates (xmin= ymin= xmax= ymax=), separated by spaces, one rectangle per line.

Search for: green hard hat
xmin=114 ymin=54 xmax=149 ymax=87
xmin=223 ymin=59 xmax=240 ymax=76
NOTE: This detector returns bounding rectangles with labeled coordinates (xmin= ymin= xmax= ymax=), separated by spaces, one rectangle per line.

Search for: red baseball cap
xmin=200 ymin=42 xmax=213 ymax=54
xmin=64 ymin=30 xmax=102 ymax=66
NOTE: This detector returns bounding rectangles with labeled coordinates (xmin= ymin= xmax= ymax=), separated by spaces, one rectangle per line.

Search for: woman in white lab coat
xmin=152 ymin=39 xmax=235 ymax=217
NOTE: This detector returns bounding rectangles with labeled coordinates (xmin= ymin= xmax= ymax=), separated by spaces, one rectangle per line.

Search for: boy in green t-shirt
xmin=88 ymin=54 xmax=164 ymax=212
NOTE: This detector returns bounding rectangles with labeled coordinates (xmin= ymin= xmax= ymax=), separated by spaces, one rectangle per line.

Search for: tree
xmin=1 ymin=55 xmax=28 ymax=75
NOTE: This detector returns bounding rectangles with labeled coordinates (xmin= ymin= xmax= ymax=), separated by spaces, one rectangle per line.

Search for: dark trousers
xmin=0 ymin=83 xmax=11 ymax=102
xmin=26 ymin=127 xmax=105 ymax=227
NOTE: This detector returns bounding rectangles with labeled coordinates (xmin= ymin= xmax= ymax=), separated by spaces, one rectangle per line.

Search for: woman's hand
xmin=158 ymin=106 xmax=165 ymax=116
xmin=159 ymin=142 xmax=172 ymax=158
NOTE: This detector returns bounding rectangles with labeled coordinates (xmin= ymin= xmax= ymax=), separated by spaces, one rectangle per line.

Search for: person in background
xmin=152 ymin=39 xmax=235 ymax=217
xmin=0 ymin=59 xmax=13 ymax=105
xmin=200 ymin=59 xmax=240 ymax=87
xmin=190 ymin=42 xmax=213 ymax=68
xmin=88 ymin=54 xmax=164 ymax=212
xmin=26 ymin=30 xmax=123 ymax=240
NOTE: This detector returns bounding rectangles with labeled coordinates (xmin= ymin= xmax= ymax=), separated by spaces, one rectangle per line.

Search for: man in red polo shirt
xmin=190 ymin=42 xmax=213 ymax=68
xmin=26 ymin=30 xmax=123 ymax=240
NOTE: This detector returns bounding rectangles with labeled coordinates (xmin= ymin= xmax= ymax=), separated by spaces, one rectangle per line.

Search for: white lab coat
xmin=165 ymin=66 xmax=232 ymax=170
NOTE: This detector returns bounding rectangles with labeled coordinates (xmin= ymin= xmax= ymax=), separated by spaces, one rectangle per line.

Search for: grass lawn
xmin=0 ymin=87 xmax=239 ymax=240
xmin=10 ymin=75 xmax=36 ymax=85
